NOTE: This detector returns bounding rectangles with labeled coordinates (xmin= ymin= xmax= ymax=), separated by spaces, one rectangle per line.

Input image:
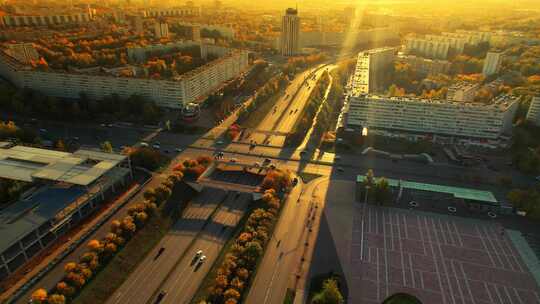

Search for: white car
xmin=140 ymin=142 xmax=149 ymax=147
xmin=195 ymin=250 xmax=203 ymax=258
xmin=198 ymin=255 xmax=207 ymax=265
xmin=216 ymin=140 xmax=224 ymax=145
xmin=175 ymin=148 xmax=183 ymax=153
xmin=152 ymin=144 xmax=160 ymax=149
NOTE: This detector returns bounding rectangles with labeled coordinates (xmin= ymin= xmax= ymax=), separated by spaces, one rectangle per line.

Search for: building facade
xmin=0 ymin=146 xmax=132 ymax=279
xmin=143 ymin=6 xmax=200 ymax=18
xmin=154 ymin=21 xmax=169 ymax=38
xmin=280 ymin=8 xmax=300 ymax=56
xmin=351 ymin=47 xmax=395 ymax=94
xmin=398 ymin=55 xmax=451 ymax=76
xmin=482 ymin=51 xmax=503 ymax=76
xmin=344 ymin=94 xmax=518 ymax=140
xmin=0 ymin=45 xmax=249 ymax=109
xmin=425 ymin=34 xmax=467 ymax=54
xmin=1 ymin=12 xmax=94 ymax=27
xmin=526 ymin=96 xmax=540 ymax=127
xmin=406 ymin=38 xmax=450 ymax=59
xmin=446 ymin=82 xmax=479 ymax=102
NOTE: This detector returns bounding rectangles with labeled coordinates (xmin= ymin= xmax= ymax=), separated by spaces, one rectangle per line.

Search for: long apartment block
xmin=0 ymin=44 xmax=249 ymax=109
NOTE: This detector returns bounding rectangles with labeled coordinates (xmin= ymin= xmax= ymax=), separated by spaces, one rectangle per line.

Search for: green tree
xmin=311 ymin=278 xmax=344 ymax=304
xmin=101 ymin=141 xmax=113 ymax=153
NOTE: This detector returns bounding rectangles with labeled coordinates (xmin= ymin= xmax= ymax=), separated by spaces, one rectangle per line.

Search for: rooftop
xmin=357 ymin=175 xmax=498 ymax=204
xmin=0 ymin=185 xmax=85 ymax=254
xmin=0 ymin=146 xmax=126 ymax=186
xmin=350 ymin=93 xmax=519 ymax=110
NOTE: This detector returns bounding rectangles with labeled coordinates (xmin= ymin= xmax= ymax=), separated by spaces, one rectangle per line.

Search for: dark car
xmin=154 ymin=291 xmax=167 ymax=304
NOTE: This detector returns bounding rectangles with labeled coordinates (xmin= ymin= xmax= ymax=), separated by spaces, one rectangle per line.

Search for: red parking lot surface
xmin=351 ymin=205 xmax=540 ymax=304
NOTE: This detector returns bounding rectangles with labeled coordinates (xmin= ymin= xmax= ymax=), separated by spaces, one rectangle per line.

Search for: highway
xmin=152 ymin=192 xmax=251 ymax=304
xmin=103 ymin=64 xmax=331 ymax=304
xmin=106 ymin=188 xmax=228 ymax=304
xmin=247 ymin=65 xmax=331 ymax=147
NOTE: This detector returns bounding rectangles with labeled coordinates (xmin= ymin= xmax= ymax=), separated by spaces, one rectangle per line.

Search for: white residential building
xmin=0 ymin=45 xmax=249 ymax=109
xmin=455 ymin=30 xmax=491 ymax=44
xmin=1 ymin=12 xmax=94 ymax=27
xmin=425 ymin=34 xmax=467 ymax=54
xmin=405 ymin=38 xmax=450 ymax=59
xmin=482 ymin=51 xmax=503 ymax=76
xmin=143 ymin=6 xmax=200 ymax=18
xmin=397 ymin=55 xmax=451 ymax=76
xmin=280 ymin=8 xmax=300 ymax=56
xmin=154 ymin=21 xmax=169 ymax=38
xmin=447 ymin=82 xmax=480 ymax=102
xmin=526 ymin=96 xmax=540 ymax=127
xmin=344 ymin=94 xmax=518 ymax=140
xmin=351 ymin=47 xmax=395 ymax=94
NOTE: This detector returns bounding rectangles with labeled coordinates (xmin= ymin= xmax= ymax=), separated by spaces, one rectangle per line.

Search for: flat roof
xmin=0 ymin=185 xmax=85 ymax=254
xmin=0 ymin=146 xmax=126 ymax=186
xmin=356 ymin=175 xmax=498 ymax=203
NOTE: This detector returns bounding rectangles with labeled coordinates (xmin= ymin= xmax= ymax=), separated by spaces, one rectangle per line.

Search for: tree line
xmin=0 ymin=83 xmax=161 ymax=124
xmin=285 ymin=71 xmax=331 ymax=147
xmin=202 ymin=169 xmax=291 ymax=304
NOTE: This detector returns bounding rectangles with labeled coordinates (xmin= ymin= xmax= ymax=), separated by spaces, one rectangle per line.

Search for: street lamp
xmin=364 ymin=185 xmax=370 ymax=204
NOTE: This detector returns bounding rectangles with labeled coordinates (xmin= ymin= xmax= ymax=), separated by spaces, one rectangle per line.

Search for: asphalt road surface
xmin=106 ymin=188 xmax=228 ymax=304
xmin=152 ymin=192 xmax=252 ymax=304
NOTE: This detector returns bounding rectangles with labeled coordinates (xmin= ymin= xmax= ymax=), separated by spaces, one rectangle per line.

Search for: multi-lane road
xmin=104 ymin=64 xmax=331 ymax=304
xmin=106 ymin=188 xmax=228 ymax=304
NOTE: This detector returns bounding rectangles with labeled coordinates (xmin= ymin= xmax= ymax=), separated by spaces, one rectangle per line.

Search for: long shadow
xmin=306 ymin=211 xmax=349 ymax=301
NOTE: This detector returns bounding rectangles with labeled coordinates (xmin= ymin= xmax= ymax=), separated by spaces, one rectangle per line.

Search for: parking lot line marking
xmin=459 ymin=261 xmax=476 ymax=304
xmin=450 ymin=259 xmax=466 ymax=302
xmin=511 ymin=287 xmax=524 ymax=304
xmin=452 ymin=221 xmax=464 ymax=247
xmin=432 ymin=216 xmax=457 ymax=304
xmin=423 ymin=216 xmax=448 ymax=304
xmin=477 ymin=225 xmax=496 ymax=267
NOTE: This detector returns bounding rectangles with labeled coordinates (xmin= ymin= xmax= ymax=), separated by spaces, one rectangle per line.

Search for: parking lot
xmin=351 ymin=205 xmax=540 ymax=304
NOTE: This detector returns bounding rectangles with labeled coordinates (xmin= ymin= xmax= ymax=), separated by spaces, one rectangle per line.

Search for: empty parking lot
xmin=351 ymin=205 xmax=540 ymax=304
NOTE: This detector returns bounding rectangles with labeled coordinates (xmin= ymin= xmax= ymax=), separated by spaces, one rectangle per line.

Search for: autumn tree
xmin=311 ymin=278 xmax=344 ymax=304
xmin=31 ymin=289 xmax=48 ymax=303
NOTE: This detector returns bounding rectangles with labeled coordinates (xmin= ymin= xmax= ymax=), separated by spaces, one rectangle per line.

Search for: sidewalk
xmin=0 ymin=183 xmax=141 ymax=303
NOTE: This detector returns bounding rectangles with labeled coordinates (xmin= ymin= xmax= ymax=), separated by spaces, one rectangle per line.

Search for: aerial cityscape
xmin=0 ymin=0 xmax=539 ymax=304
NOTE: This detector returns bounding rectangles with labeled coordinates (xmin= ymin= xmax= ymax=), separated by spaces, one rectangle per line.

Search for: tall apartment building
xmin=526 ymin=96 xmax=540 ymax=127
xmin=482 ymin=51 xmax=503 ymax=76
xmin=0 ymin=45 xmax=249 ymax=109
xmin=425 ymin=34 xmax=467 ymax=54
xmin=344 ymin=94 xmax=518 ymax=141
xmin=173 ymin=24 xmax=201 ymax=41
xmin=447 ymin=82 xmax=479 ymax=102
xmin=406 ymin=38 xmax=450 ymax=59
xmin=397 ymin=55 xmax=451 ymax=76
xmin=131 ymin=15 xmax=145 ymax=34
xmin=455 ymin=30 xmax=491 ymax=44
xmin=154 ymin=21 xmax=169 ymax=38
xmin=351 ymin=47 xmax=396 ymax=94
xmin=280 ymin=8 xmax=300 ymax=56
